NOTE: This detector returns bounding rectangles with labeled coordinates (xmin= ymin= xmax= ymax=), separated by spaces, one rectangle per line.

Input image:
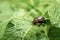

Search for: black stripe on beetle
xmin=33 ymin=16 xmax=45 ymax=25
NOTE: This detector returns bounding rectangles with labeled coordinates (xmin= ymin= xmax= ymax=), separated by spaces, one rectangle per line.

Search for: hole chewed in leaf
xmin=7 ymin=21 xmax=14 ymax=28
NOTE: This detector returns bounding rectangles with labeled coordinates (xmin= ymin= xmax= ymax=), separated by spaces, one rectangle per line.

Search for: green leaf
xmin=0 ymin=0 xmax=60 ymax=40
xmin=1 ymin=9 xmax=49 ymax=40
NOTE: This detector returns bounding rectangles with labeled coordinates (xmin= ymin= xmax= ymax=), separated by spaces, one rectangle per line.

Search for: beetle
xmin=33 ymin=16 xmax=45 ymax=25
